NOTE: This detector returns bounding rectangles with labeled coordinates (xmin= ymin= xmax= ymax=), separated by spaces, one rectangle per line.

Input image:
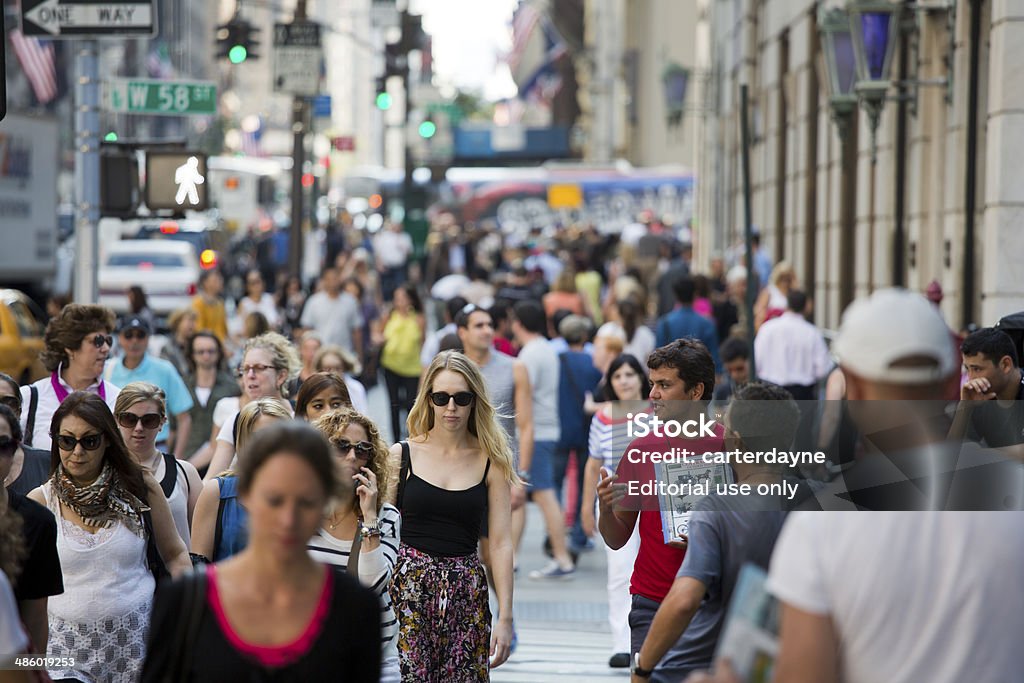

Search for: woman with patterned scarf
xmin=26 ymin=392 xmax=190 ymax=683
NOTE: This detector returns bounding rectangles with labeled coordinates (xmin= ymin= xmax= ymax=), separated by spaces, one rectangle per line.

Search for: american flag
xmin=241 ymin=117 xmax=265 ymax=157
xmin=507 ymin=1 xmax=542 ymax=76
xmin=9 ymin=29 xmax=57 ymax=104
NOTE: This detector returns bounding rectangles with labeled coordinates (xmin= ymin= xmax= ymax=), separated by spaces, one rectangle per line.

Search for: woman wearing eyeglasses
xmin=115 ymin=382 xmax=203 ymax=548
xmin=309 ymin=408 xmax=402 ymax=682
xmin=386 ymin=350 xmax=518 ymax=681
xmin=19 ymin=304 xmax=122 ymax=451
xmin=377 ymin=283 xmax=425 ymax=442
xmin=25 ymin=391 xmax=190 ymax=683
xmin=191 ymin=397 xmax=292 ymax=562
xmin=203 ymin=332 xmax=299 ymax=481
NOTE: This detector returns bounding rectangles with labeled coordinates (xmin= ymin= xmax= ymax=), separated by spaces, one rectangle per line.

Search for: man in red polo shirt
xmin=597 ymin=339 xmax=725 ymax=682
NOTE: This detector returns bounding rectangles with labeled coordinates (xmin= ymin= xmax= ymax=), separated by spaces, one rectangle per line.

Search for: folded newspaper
xmin=653 ymin=455 xmax=733 ymax=543
xmin=714 ymin=563 xmax=779 ymax=683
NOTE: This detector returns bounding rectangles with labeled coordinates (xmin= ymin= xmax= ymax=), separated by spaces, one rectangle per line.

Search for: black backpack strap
xmin=143 ymin=509 xmax=170 ymax=583
xmin=396 ymin=441 xmax=411 ymax=510
xmin=159 ymin=452 xmax=177 ymax=499
xmin=24 ymin=385 xmax=38 ymax=448
xmin=176 ymin=460 xmax=190 ymax=497
xmin=214 ymin=481 xmax=226 ymax=559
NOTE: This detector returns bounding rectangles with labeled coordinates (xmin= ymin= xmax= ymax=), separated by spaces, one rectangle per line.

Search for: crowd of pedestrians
xmin=1 ymin=212 xmax=1023 ymax=683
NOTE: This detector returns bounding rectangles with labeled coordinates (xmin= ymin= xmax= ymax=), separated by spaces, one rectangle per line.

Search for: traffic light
xmin=375 ymin=76 xmax=392 ymax=110
xmin=418 ymin=118 xmax=436 ymax=139
xmin=216 ymin=19 xmax=260 ymax=63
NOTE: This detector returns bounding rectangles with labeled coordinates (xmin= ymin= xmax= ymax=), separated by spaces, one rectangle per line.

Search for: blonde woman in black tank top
xmin=386 ymin=350 xmax=521 ymax=682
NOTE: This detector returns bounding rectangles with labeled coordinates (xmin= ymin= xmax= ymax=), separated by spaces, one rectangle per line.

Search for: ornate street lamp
xmin=848 ymin=0 xmax=901 ymax=156
xmin=662 ymin=63 xmax=691 ymax=127
xmin=818 ymin=6 xmax=859 ymax=138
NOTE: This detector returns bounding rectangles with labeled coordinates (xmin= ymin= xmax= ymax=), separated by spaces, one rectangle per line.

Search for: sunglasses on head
xmin=89 ymin=334 xmax=113 ymax=349
xmin=117 ymin=412 xmax=162 ymax=430
xmin=0 ymin=395 xmax=20 ymax=411
xmin=0 ymin=436 xmax=18 ymax=458
xmin=121 ymin=329 xmax=148 ymax=340
xmin=55 ymin=433 xmax=104 ymax=452
xmin=332 ymin=438 xmax=375 ymax=460
xmin=429 ymin=391 xmax=475 ymax=407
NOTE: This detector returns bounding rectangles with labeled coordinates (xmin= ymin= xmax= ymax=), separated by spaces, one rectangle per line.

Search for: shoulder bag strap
xmin=347 ymin=526 xmax=362 ymax=577
xmin=165 ymin=570 xmax=207 ymax=683
xmin=25 ymin=385 xmax=38 ymax=448
xmin=396 ymin=441 xmax=411 ymax=510
xmin=560 ymin=353 xmax=586 ymax=405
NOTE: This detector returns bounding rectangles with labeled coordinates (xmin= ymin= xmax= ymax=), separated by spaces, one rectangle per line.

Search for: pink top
xmin=206 ymin=563 xmax=333 ymax=668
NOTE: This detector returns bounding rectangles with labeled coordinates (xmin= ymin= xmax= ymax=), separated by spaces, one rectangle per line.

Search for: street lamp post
xmin=848 ymin=0 xmax=901 ymax=161
xmin=818 ymin=6 xmax=861 ymax=312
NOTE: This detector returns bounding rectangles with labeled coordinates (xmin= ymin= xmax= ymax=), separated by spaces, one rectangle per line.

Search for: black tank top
xmin=397 ymin=441 xmax=490 ymax=557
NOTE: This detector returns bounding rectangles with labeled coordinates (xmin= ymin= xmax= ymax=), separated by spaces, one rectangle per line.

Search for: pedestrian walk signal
xmin=217 ymin=19 xmax=260 ymax=63
xmin=145 ymin=151 xmax=209 ymax=212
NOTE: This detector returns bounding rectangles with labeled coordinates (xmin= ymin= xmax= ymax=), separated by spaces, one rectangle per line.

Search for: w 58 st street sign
xmin=21 ymin=0 xmax=155 ymax=38
xmin=103 ymin=79 xmax=216 ymax=116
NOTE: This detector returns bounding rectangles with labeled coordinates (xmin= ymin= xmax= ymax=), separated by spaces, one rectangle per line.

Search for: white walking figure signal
xmin=174 ymin=156 xmax=205 ymax=206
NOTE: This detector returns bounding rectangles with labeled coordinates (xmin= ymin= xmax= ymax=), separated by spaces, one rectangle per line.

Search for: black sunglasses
xmin=88 ymin=334 xmax=113 ymax=349
xmin=0 ymin=436 xmax=17 ymax=458
xmin=429 ymin=391 xmax=475 ymax=407
xmin=120 ymin=329 xmax=148 ymax=340
xmin=117 ymin=412 xmax=162 ymax=430
xmin=55 ymin=433 xmax=104 ymax=452
xmin=332 ymin=438 xmax=375 ymax=460
xmin=0 ymin=395 xmax=20 ymax=411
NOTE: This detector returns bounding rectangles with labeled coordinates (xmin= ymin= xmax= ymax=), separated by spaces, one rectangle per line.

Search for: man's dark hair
xmin=727 ymin=382 xmax=800 ymax=454
xmin=671 ymin=276 xmax=696 ymax=305
xmin=647 ymin=338 xmax=716 ymax=398
xmin=962 ymin=327 xmax=1019 ymax=367
xmin=455 ymin=304 xmax=492 ymax=330
xmin=445 ymin=296 xmax=469 ymax=322
xmin=786 ymin=289 xmax=807 ymax=314
xmin=720 ymin=337 xmax=750 ymax=363
xmin=439 ymin=333 xmax=464 ymax=353
xmin=512 ymin=301 xmax=547 ymax=335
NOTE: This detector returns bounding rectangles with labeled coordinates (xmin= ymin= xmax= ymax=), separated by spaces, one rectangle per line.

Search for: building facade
xmin=701 ymin=0 xmax=1018 ymax=331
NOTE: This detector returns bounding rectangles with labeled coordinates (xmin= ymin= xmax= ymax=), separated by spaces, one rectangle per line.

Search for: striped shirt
xmin=307 ymin=504 xmax=401 ymax=659
xmin=588 ymin=406 xmax=641 ymax=473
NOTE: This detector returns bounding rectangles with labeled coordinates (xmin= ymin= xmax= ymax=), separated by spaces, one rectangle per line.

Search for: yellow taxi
xmin=0 ymin=289 xmax=47 ymax=383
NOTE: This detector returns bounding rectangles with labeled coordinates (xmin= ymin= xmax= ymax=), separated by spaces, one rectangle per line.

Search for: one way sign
xmin=21 ymin=0 xmax=155 ymax=38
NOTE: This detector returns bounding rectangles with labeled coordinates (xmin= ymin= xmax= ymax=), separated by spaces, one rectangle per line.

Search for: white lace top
xmin=43 ymin=483 xmax=155 ymax=683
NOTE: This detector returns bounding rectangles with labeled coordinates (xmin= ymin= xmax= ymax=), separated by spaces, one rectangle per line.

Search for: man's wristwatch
xmin=517 ymin=469 xmax=532 ymax=485
xmin=632 ymin=652 xmax=653 ymax=678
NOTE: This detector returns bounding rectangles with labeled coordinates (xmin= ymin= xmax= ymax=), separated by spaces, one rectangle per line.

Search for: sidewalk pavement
xmin=492 ymin=506 xmax=630 ymax=682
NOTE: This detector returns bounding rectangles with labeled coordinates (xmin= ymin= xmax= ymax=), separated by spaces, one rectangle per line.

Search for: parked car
xmin=98 ymin=241 xmax=200 ymax=316
xmin=0 ymin=289 xmax=47 ymax=383
xmin=134 ymin=219 xmax=228 ymax=272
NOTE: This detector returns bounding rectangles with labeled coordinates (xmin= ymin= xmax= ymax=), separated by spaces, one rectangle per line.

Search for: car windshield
xmin=135 ymin=227 xmax=208 ymax=255
xmin=107 ymin=253 xmax=187 ymax=268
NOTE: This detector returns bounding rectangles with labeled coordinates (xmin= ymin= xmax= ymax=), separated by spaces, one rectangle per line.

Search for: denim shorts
xmin=529 ymin=440 xmax=557 ymax=491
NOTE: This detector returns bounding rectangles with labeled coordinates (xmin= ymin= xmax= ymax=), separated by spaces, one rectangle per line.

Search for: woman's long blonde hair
xmin=223 ymin=397 xmax=292 ymax=477
xmin=407 ymin=351 xmax=518 ymax=484
xmin=312 ymin=407 xmax=393 ymax=512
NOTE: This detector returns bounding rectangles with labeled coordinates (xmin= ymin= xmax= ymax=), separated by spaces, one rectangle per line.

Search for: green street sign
xmin=103 ymin=79 xmax=217 ymax=116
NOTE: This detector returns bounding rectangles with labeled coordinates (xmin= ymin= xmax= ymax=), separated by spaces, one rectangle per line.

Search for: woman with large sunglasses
xmin=386 ymin=350 xmax=519 ymax=681
xmin=19 ymin=304 xmax=122 ymax=451
xmin=25 ymin=391 xmax=190 ymax=683
xmin=309 ymin=407 xmax=401 ymax=682
xmin=115 ymin=382 xmax=203 ymax=548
